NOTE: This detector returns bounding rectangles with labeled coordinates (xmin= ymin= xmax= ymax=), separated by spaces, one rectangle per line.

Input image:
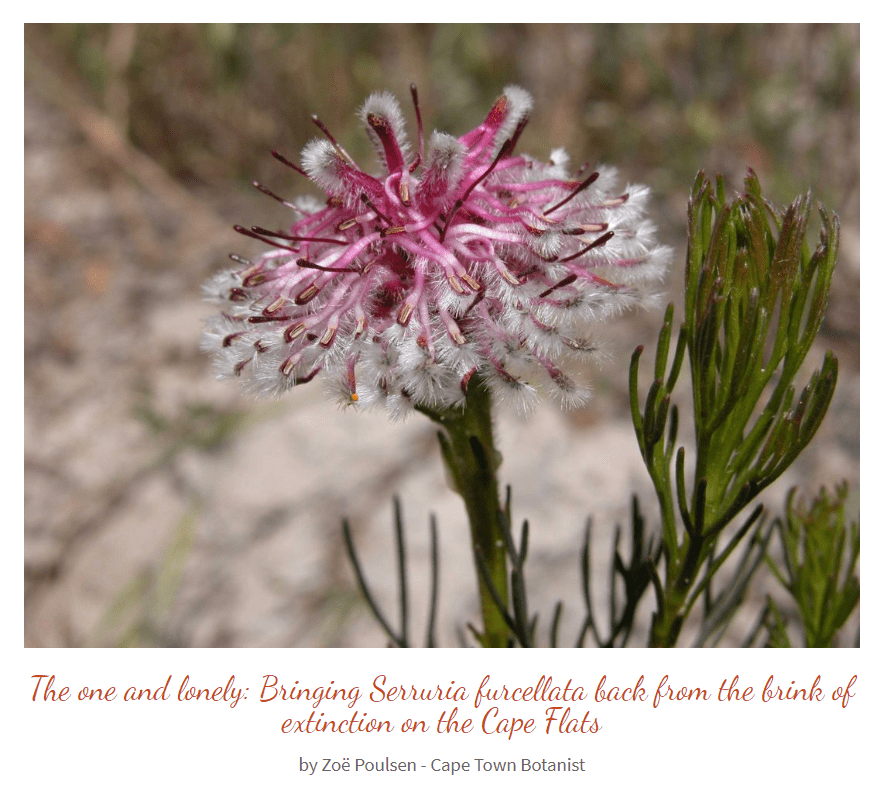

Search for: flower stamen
xmin=544 ymin=172 xmax=599 ymax=215
xmin=252 ymin=226 xmax=347 ymax=246
xmin=559 ymin=230 xmax=615 ymax=262
xmin=311 ymin=114 xmax=358 ymax=166
xmin=538 ymin=273 xmax=578 ymax=298
xmin=270 ymin=149 xmax=308 ymax=178
xmin=360 ymin=192 xmax=393 ymax=226
xmin=440 ymin=138 xmax=514 ymax=242
xmin=295 ymin=283 xmax=320 ymax=305
xmin=410 ymin=83 xmax=425 ymax=166
xmin=296 ymin=258 xmax=359 ymax=273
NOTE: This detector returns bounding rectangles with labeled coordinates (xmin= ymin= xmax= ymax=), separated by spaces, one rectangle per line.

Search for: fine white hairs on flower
xmin=496 ymin=85 xmax=533 ymax=147
xmin=301 ymin=139 xmax=348 ymax=196
xmin=204 ymin=86 xmax=668 ymax=417
xmin=361 ymin=91 xmax=411 ymax=168
xmin=421 ymin=132 xmax=467 ymax=204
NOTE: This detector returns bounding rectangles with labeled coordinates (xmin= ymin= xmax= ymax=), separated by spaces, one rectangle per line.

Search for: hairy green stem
xmin=417 ymin=379 xmax=509 ymax=647
xmin=649 ymin=535 xmax=704 ymax=647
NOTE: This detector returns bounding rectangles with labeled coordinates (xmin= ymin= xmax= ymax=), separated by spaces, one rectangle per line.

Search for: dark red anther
xmin=311 ymin=114 xmax=338 ymax=143
xmin=234 ymin=224 xmax=300 ymax=255
xmin=280 ymin=355 xmax=297 ymax=378
xmin=462 ymin=138 xmax=513 ymax=205
xmin=270 ymin=149 xmax=308 ymax=177
xmin=251 ymin=226 xmax=346 ymax=246
xmin=296 ymin=258 xmax=359 ymax=273
xmin=242 ymin=272 xmax=267 ymax=287
xmin=562 ymin=223 xmax=607 ymax=235
xmin=440 ymin=139 xmax=513 ymax=242
xmin=284 ymin=322 xmax=307 ymax=343
xmin=311 ymin=115 xmax=356 ymax=165
xmin=262 ymin=297 xmax=286 ymax=315
xmin=507 ymin=113 xmax=529 ymax=152
xmin=539 ymin=273 xmax=578 ymax=298
xmin=248 ymin=314 xmax=293 ymax=324
xmin=438 ymin=200 xmax=462 ymax=243
xmin=360 ymin=193 xmax=393 ymax=226
xmin=296 ymin=366 xmax=323 ymax=385
xmin=603 ymin=193 xmax=629 ymax=207
xmin=410 ymin=83 xmax=425 ymax=166
xmin=318 ymin=324 xmax=338 ymax=348
xmin=295 ymin=284 xmax=320 ymax=305
xmin=544 ymin=171 xmax=600 ymax=215
xmin=559 ymin=230 xmax=615 ymax=263
xmin=252 ymin=181 xmax=289 ymax=205
xmin=461 ymin=290 xmax=486 ymax=318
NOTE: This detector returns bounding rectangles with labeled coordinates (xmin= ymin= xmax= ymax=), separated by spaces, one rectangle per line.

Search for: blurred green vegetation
xmin=766 ymin=484 xmax=859 ymax=647
xmin=25 ymin=23 xmax=859 ymax=222
xmin=91 ymin=502 xmax=198 ymax=647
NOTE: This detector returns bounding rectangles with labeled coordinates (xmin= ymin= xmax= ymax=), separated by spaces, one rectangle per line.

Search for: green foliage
xmin=631 ymin=170 xmax=841 ymax=646
xmin=344 ymin=171 xmax=854 ymax=648
xmin=766 ymin=485 xmax=859 ymax=647
xmin=753 ymin=597 xmax=794 ymax=649
xmin=342 ymin=498 xmax=440 ymax=649
xmin=415 ymin=379 xmax=509 ymax=647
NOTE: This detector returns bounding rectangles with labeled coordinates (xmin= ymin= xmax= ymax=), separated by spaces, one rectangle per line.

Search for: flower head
xmin=203 ymin=86 xmax=669 ymax=417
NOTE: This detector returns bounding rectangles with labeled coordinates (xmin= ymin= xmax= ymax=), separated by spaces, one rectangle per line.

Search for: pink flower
xmin=202 ymin=86 xmax=669 ymax=416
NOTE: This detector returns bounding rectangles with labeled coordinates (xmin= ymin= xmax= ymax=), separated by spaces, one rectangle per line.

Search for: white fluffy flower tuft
xmin=203 ymin=87 xmax=669 ymax=416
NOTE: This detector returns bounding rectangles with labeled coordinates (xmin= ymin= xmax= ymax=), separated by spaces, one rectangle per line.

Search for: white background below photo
xmin=17 ymin=649 xmax=866 ymax=792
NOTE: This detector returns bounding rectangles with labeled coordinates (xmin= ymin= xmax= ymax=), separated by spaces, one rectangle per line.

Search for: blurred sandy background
xmin=24 ymin=24 xmax=859 ymax=647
